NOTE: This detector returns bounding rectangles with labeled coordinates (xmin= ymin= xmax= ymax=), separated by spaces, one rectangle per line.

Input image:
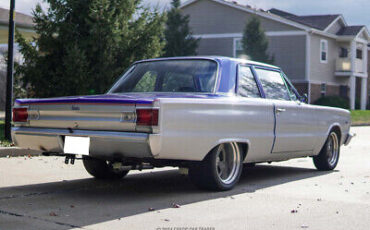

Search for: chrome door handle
xmin=276 ymin=108 xmax=286 ymax=113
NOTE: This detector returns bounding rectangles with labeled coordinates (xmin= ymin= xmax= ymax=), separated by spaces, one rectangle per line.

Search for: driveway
xmin=0 ymin=127 xmax=369 ymax=230
xmin=0 ymin=111 xmax=4 ymax=120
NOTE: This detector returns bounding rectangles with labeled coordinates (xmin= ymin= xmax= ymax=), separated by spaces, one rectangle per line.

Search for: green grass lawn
xmin=0 ymin=120 xmax=12 ymax=147
xmin=351 ymin=110 xmax=370 ymax=125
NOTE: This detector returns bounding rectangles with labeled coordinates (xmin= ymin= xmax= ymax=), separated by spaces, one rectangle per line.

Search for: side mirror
xmin=300 ymin=94 xmax=308 ymax=103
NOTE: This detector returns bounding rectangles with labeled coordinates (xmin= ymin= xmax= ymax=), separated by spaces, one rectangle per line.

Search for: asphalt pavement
xmin=0 ymin=126 xmax=369 ymax=230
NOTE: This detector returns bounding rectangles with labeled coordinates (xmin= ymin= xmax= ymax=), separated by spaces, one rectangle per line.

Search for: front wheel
xmin=189 ymin=142 xmax=243 ymax=191
xmin=313 ymin=131 xmax=340 ymax=171
xmin=82 ymin=156 xmax=129 ymax=180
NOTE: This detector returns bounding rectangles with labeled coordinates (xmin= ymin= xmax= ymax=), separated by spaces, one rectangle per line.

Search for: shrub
xmin=15 ymin=0 xmax=166 ymax=98
xmin=314 ymin=96 xmax=350 ymax=109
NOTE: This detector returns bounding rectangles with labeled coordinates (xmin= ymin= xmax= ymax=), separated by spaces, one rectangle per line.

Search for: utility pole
xmin=5 ymin=0 xmax=16 ymax=140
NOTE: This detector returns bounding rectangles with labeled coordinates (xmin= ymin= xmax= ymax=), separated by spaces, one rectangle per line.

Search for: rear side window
xmin=237 ymin=65 xmax=261 ymax=98
xmin=255 ymin=68 xmax=290 ymax=101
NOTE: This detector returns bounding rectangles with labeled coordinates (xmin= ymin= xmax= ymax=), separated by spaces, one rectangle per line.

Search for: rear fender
xmin=204 ymin=138 xmax=251 ymax=161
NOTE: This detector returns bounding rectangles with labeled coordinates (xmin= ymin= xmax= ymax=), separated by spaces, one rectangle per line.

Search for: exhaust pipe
xmin=112 ymin=162 xmax=154 ymax=171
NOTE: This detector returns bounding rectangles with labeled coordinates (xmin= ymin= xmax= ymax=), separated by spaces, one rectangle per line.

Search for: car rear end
xmin=11 ymin=57 xmax=229 ymax=190
xmin=12 ymin=96 xmax=160 ymax=160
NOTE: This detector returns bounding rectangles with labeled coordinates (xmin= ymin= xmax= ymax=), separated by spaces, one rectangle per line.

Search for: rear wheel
xmin=82 ymin=156 xmax=129 ymax=180
xmin=189 ymin=142 xmax=243 ymax=191
xmin=313 ymin=131 xmax=340 ymax=171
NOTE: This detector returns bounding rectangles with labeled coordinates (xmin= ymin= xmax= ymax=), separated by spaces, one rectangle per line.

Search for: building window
xmin=321 ymin=83 xmax=327 ymax=96
xmin=339 ymin=47 xmax=348 ymax=58
xmin=356 ymin=49 xmax=363 ymax=59
xmin=320 ymin=39 xmax=328 ymax=63
xmin=233 ymin=38 xmax=246 ymax=58
xmin=339 ymin=85 xmax=348 ymax=98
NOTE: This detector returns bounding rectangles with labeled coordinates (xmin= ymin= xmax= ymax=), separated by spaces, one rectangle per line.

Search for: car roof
xmin=134 ymin=56 xmax=280 ymax=70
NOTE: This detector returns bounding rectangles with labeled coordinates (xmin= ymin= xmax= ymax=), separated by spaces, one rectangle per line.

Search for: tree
xmin=242 ymin=17 xmax=274 ymax=64
xmin=163 ymin=0 xmax=199 ymax=57
xmin=15 ymin=0 xmax=165 ymax=98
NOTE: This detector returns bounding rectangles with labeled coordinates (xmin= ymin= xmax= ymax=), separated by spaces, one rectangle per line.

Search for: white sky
xmin=0 ymin=0 xmax=369 ymax=28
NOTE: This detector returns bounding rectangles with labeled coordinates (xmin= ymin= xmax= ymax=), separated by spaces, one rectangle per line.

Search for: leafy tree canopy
xmin=16 ymin=0 xmax=165 ymax=97
xmin=242 ymin=17 xmax=274 ymax=64
xmin=163 ymin=0 xmax=199 ymax=57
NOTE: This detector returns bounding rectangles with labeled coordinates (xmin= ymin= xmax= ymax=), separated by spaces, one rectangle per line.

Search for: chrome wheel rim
xmin=327 ymin=133 xmax=339 ymax=166
xmin=215 ymin=143 xmax=241 ymax=185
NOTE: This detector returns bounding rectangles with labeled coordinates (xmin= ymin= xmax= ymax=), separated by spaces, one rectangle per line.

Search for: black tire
xmin=313 ymin=131 xmax=340 ymax=171
xmin=189 ymin=142 xmax=243 ymax=191
xmin=244 ymin=163 xmax=256 ymax=168
xmin=82 ymin=156 xmax=129 ymax=180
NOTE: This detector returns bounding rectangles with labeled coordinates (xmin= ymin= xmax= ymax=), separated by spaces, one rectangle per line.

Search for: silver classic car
xmin=12 ymin=57 xmax=353 ymax=191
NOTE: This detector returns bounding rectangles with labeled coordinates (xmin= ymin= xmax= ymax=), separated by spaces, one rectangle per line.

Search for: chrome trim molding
xmin=12 ymin=127 xmax=148 ymax=141
xmin=12 ymin=127 xmax=153 ymax=159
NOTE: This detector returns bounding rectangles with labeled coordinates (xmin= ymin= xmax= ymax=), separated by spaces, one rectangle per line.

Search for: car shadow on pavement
xmin=0 ymin=164 xmax=334 ymax=229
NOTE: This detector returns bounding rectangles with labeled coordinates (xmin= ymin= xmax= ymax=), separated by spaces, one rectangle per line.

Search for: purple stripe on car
xmin=16 ymin=98 xmax=152 ymax=105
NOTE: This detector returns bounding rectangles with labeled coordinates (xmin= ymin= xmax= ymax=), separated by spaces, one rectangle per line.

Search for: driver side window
xmin=255 ymin=68 xmax=290 ymax=101
xmin=285 ymin=81 xmax=298 ymax=101
xmin=281 ymin=72 xmax=299 ymax=101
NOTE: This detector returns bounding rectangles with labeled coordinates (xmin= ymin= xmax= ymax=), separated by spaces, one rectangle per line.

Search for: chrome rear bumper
xmin=344 ymin=133 xmax=355 ymax=146
xmin=12 ymin=127 xmax=152 ymax=158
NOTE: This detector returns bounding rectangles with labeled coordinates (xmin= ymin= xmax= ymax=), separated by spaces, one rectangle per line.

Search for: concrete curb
xmin=352 ymin=124 xmax=370 ymax=127
xmin=0 ymin=147 xmax=42 ymax=158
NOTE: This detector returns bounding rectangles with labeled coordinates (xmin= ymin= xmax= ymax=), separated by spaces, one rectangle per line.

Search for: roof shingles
xmin=336 ymin=26 xmax=364 ymax=36
xmin=269 ymin=8 xmax=340 ymax=30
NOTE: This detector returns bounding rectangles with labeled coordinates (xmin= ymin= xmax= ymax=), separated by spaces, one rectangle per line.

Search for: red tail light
xmin=13 ymin=108 xmax=28 ymax=122
xmin=136 ymin=109 xmax=158 ymax=126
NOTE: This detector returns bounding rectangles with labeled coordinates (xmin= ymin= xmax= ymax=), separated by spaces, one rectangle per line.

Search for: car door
xmin=254 ymin=67 xmax=317 ymax=154
xmin=236 ymin=65 xmax=276 ymax=162
xmin=282 ymin=73 xmax=321 ymax=153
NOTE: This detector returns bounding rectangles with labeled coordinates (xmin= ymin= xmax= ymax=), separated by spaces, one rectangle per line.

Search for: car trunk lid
xmin=15 ymin=94 xmax=155 ymax=132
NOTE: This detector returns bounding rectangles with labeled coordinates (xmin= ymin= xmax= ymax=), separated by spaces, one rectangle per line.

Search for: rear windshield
xmin=108 ymin=60 xmax=218 ymax=93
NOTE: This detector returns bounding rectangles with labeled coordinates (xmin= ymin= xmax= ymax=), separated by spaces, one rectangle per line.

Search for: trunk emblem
xmin=120 ymin=112 xmax=135 ymax=122
xmin=71 ymin=105 xmax=80 ymax=111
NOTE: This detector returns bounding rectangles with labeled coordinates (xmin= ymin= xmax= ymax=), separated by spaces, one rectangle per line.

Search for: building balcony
xmin=335 ymin=58 xmax=365 ymax=76
xmin=335 ymin=58 xmax=351 ymax=72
